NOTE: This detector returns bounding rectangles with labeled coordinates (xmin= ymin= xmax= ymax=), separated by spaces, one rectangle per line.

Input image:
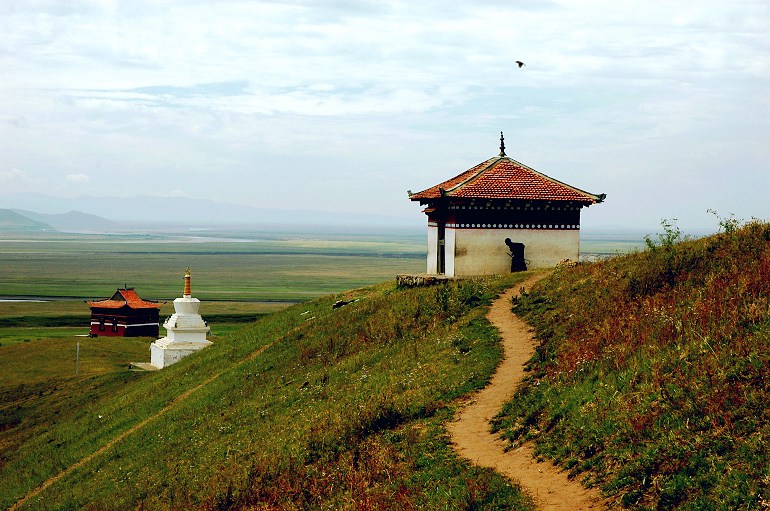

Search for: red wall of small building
xmin=89 ymin=308 xmax=160 ymax=337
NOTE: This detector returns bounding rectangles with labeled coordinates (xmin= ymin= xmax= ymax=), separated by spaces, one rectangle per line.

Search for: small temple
xmin=86 ymin=288 xmax=164 ymax=337
xmin=149 ymin=268 xmax=212 ymax=369
xmin=409 ymin=133 xmax=605 ymax=276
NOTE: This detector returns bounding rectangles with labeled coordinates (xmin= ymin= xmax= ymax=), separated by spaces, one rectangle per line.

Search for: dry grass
xmin=494 ymin=220 xmax=770 ymax=509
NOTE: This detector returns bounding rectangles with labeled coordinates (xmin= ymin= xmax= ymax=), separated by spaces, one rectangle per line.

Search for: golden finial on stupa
xmin=183 ymin=267 xmax=192 ymax=296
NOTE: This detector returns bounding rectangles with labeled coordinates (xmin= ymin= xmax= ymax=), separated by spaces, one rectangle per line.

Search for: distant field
xmin=579 ymin=230 xmax=647 ymax=257
xmin=0 ymin=228 xmax=644 ymax=301
xmin=0 ymin=323 xmax=249 ymax=384
xmin=0 ymin=228 xmax=649 ymax=316
xmin=0 ymin=299 xmax=289 ymax=318
xmin=0 ymin=300 xmax=285 ymax=350
xmin=0 ymin=230 xmax=425 ymax=301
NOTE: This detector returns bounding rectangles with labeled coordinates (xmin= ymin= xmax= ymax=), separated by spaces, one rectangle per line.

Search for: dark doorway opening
xmin=505 ymin=238 xmax=527 ymax=272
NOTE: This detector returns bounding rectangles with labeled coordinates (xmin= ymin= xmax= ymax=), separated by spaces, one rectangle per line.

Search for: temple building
xmin=150 ymin=268 xmax=212 ymax=369
xmin=86 ymin=288 xmax=163 ymax=337
xmin=408 ymin=133 xmax=605 ymax=276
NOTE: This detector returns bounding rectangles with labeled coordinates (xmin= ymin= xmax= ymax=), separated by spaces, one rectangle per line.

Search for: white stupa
xmin=150 ymin=268 xmax=212 ymax=369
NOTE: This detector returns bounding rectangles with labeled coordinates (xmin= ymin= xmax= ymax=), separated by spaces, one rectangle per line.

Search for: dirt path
xmin=448 ymin=273 xmax=604 ymax=511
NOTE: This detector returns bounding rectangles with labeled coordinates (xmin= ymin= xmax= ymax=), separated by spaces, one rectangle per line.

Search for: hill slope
xmin=0 ymin=209 xmax=54 ymax=232
xmin=494 ymin=221 xmax=770 ymax=509
xmin=2 ymin=275 xmax=533 ymax=510
xmin=11 ymin=209 xmax=121 ymax=232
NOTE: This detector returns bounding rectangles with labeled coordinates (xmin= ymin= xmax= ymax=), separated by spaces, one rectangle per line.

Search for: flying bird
xmin=516 ymin=60 xmax=525 ymax=68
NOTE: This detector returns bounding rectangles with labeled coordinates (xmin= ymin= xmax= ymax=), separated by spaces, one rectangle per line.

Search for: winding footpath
xmin=448 ymin=273 xmax=605 ymax=511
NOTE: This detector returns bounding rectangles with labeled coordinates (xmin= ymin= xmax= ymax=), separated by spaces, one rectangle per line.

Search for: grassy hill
xmin=10 ymin=209 xmax=121 ymax=232
xmin=0 ymin=209 xmax=54 ymax=232
xmin=494 ymin=220 xmax=770 ymax=509
xmin=1 ymin=275 xmax=533 ymax=510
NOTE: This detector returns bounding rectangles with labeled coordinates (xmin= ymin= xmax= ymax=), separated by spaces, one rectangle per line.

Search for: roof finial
xmin=499 ymin=131 xmax=506 ymax=157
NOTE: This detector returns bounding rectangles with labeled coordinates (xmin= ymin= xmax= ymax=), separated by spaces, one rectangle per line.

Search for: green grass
xmin=0 ymin=334 xmax=149 ymax=384
xmin=1 ymin=274 xmax=535 ymax=511
xmin=0 ymin=233 xmax=424 ymax=301
xmin=0 ymin=301 xmax=290 ymax=348
xmin=493 ymin=221 xmax=770 ymax=509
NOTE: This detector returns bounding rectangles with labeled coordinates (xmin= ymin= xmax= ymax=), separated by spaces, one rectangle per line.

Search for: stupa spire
xmin=499 ymin=131 xmax=506 ymax=157
xmin=149 ymin=267 xmax=211 ymax=369
xmin=183 ymin=267 xmax=192 ymax=297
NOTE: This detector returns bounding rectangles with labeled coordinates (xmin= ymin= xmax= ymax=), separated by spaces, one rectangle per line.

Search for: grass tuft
xmin=494 ymin=220 xmax=770 ymax=509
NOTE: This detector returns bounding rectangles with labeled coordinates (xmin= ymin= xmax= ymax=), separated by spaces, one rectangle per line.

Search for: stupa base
xmin=150 ymin=339 xmax=213 ymax=369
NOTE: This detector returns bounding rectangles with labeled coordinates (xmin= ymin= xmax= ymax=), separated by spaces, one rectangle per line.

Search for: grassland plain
xmin=493 ymin=221 xmax=770 ymax=509
xmin=0 ymin=229 xmax=642 ymax=302
xmin=2 ymin=274 xmax=536 ymax=511
xmin=0 ymin=232 xmax=425 ymax=301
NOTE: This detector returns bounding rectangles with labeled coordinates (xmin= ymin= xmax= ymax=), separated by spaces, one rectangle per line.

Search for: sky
xmin=1 ymin=0 xmax=769 ymax=230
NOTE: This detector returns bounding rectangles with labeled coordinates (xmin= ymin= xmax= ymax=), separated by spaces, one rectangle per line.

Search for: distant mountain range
xmin=0 ymin=193 xmax=415 ymax=233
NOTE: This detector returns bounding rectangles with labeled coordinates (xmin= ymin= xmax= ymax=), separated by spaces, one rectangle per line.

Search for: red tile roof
xmin=410 ymin=156 xmax=604 ymax=204
xmin=87 ymin=289 xmax=164 ymax=309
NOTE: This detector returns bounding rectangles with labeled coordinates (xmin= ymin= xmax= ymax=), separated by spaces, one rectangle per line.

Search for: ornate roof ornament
xmin=183 ymin=267 xmax=192 ymax=297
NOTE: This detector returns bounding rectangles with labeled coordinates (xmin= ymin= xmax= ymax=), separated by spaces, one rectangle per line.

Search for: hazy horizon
xmin=2 ymin=2 xmax=769 ymax=232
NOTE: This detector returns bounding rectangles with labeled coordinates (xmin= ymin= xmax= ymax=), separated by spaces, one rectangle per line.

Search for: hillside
xmin=1 ymin=275 xmax=533 ymax=510
xmin=494 ymin=220 xmax=770 ymax=509
xmin=0 ymin=209 xmax=54 ymax=233
xmin=11 ymin=209 xmax=121 ymax=232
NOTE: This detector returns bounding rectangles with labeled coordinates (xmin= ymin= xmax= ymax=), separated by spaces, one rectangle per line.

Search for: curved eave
xmin=86 ymin=300 xmax=164 ymax=310
xmin=410 ymin=156 xmax=605 ymax=206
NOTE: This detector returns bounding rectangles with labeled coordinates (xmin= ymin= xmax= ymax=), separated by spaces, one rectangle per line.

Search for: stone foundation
xmin=396 ymin=274 xmax=454 ymax=288
xmin=150 ymin=339 xmax=212 ymax=369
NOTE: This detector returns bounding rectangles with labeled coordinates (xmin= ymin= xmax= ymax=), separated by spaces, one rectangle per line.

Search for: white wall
xmin=452 ymin=228 xmax=580 ymax=276
xmin=426 ymin=224 xmax=438 ymax=274
xmin=445 ymin=227 xmax=456 ymax=277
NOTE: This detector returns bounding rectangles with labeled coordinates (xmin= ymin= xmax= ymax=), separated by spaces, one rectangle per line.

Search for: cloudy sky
xmin=2 ymin=0 xmax=769 ymax=229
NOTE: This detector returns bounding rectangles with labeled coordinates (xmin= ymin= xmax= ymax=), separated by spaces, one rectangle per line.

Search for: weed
xmin=707 ymin=208 xmax=743 ymax=235
xmin=496 ymin=222 xmax=770 ymax=509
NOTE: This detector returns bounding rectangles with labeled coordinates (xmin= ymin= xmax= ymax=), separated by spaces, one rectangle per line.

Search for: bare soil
xmin=448 ymin=273 xmax=606 ymax=510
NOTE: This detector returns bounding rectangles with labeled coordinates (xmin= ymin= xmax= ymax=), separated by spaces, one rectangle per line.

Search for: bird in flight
xmin=516 ymin=60 xmax=525 ymax=68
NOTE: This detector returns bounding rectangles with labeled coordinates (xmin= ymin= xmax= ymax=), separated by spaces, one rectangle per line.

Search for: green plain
xmin=0 ymin=232 xmax=425 ymax=301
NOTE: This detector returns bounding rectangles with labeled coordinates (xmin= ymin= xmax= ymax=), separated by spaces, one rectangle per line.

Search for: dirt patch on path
xmin=448 ymin=273 xmax=605 ymax=511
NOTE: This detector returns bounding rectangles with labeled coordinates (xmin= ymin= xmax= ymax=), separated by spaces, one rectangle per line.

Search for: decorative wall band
xmin=90 ymin=321 xmax=158 ymax=328
xmin=445 ymin=223 xmax=580 ymax=230
xmin=448 ymin=205 xmax=580 ymax=211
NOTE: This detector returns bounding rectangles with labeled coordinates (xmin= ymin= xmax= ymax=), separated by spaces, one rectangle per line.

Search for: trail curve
xmin=448 ymin=273 xmax=605 ymax=511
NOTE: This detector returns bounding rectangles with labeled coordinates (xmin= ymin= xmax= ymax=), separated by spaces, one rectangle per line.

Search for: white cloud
xmin=0 ymin=168 xmax=46 ymax=189
xmin=0 ymin=1 xmax=769 ymax=228
xmin=65 ymin=173 xmax=90 ymax=183
xmin=0 ymin=168 xmax=30 ymax=183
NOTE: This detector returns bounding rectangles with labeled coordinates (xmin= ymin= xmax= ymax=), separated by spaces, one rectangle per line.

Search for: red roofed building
xmin=86 ymin=288 xmax=164 ymax=337
xmin=409 ymin=133 xmax=605 ymax=276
